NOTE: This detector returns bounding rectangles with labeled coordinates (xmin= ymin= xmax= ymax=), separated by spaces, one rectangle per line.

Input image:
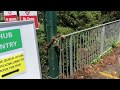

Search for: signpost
xmin=45 ymin=11 xmax=59 ymax=79
xmin=0 ymin=20 xmax=42 ymax=79
xmin=19 ymin=11 xmax=39 ymax=29
xmin=4 ymin=11 xmax=18 ymax=22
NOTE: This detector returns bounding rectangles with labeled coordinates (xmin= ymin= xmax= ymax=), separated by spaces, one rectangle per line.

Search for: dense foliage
xmin=38 ymin=11 xmax=120 ymax=31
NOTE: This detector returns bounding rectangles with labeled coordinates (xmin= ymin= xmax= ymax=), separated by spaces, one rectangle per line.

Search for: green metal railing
xmin=59 ymin=19 xmax=120 ymax=79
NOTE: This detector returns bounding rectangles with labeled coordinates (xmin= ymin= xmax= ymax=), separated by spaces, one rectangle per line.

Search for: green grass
xmin=39 ymin=23 xmax=74 ymax=35
xmin=39 ymin=23 xmax=44 ymax=31
xmin=57 ymin=26 xmax=74 ymax=34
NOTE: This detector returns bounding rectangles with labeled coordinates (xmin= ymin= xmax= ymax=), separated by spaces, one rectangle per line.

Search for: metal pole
xmin=70 ymin=35 xmax=73 ymax=78
xmin=46 ymin=11 xmax=59 ymax=79
xmin=100 ymin=26 xmax=105 ymax=55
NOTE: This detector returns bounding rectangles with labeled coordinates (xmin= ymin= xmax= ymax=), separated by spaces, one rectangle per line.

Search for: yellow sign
xmin=0 ymin=53 xmax=26 ymax=79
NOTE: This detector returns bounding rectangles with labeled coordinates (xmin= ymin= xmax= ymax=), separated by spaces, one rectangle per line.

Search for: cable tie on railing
xmin=61 ymin=35 xmax=65 ymax=40
xmin=45 ymin=34 xmax=65 ymax=50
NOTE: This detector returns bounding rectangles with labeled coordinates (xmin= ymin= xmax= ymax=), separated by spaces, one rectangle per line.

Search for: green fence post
xmin=46 ymin=11 xmax=59 ymax=79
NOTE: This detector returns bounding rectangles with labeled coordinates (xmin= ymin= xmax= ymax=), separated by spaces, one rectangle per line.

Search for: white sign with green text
xmin=0 ymin=21 xmax=42 ymax=79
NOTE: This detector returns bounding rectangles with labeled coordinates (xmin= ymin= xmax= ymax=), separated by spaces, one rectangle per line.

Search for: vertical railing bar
xmin=99 ymin=28 xmax=101 ymax=55
xmin=93 ymin=29 xmax=96 ymax=60
xmin=79 ymin=33 xmax=80 ymax=69
xmin=89 ymin=30 xmax=91 ymax=63
xmin=115 ymin=23 xmax=117 ymax=42
xmin=99 ymin=28 xmax=102 ymax=54
xmin=90 ymin=30 xmax=92 ymax=62
xmin=106 ymin=26 xmax=108 ymax=51
xmin=114 ymin=22 xmax=116 ymax=42
xmin=109 ymin=24 xmax=114 ymax=45
xmin=105 ymin=26 xmax=107 ymax=52
xmin=88 ymin=30 xmax=90 ymax=64
xmin=118 ymin=22 xmax=120 ymax=41
xmin=82 ymin=32 xmax=85 ymax=67
xmin=92 ymin=29 xmax=94 ymax=62
xmin=116 ymin=22 xmax=119 ymax=41
xmin=105 ymin=26 xmax=108 ymax=49
xmin=85 ymin=31 xmax=87 ymax=65
xmin=116 ymin=25 xmax=117 ymax=41
xmin=116 ymin=22 xmax=120 ymax=41
xmin=81 ymin=32 xmax=83 ymax=68
xmin=90 ymin=30 xmax=93 ymax=62
xmin=111 ymin=25 xmax=113 ymax=46
xmin=88 ymin=30 xmax=91 ymax=63
xmin=92 ymin=29 xmax=95 ymax=61
xmin=70 ymin=35 xmax=73 ymax=78
xmin=110 ymin=25 xmax=113 ymax=47
xmin=74 ymin=35 xmax=76 ymax=72
xmin=117 ymin=22 xmax=120 ymax=41
xmin=94 ymin=30 xmax=97 ymax=59
xmin=100 ymin=26 xmax=105 ymax=55
xmin=86 ymin=31 xmax=88 ymax=65
xmin=95 ymin=29 xmax=97 ymax=59
xmin=115 ymin=23 xmax=117 ymax=41
xmin=95 ymin=29 xmax=97 ymax=60
xmin=79 ymin=34 xmax=80 ymax=68
xmin=86 ymin=31 xmax=89 ymax=65
xmin=66 ymin=38 xmax=69 ymax=78
xmin=110 ymin=25 xmax=113 ymax=46
xmin=116 ymin=22 xmax=118 ymax=41
xmin=114 ymin=23 xmax=117 ymax=42
xmin=85 ymin=31 xmax=87 ymax=64
xmin=77 ymin=34 xmax=79 ymax=70
xmin=109 ymin=26 xmax=113 ymax=49
xmin=84 ymin=32 xmax=86 ymax=66
xmin=59 ymin=40 xmax=62 ymax=78
xmin=73 ymin=36 xmax=75 ymax=72
xmin=91 ymin=30 xmax=93 ymax=62
xmin=119 ymin=21 xmax=120 ymax=41
xmin=97 ymin=29 xmax=99 ymax=58
xmin=113 ymin=23 xmax=115 ymax=42
xmin=113 ymin=24 xmax=115 ymax=43
xmin=84 ymin=31 xmax=86 ymax=65
xmin=98 ymin=28 xmax=102 ymax=55
xmin=62 ymin=42 xmax=64 ymax=78
xmin=79 ymin=33 xmax=81 ymax=69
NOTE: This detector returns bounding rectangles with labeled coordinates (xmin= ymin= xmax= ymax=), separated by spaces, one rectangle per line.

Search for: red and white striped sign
xmin=4 ymin=11 xmax=18 ymax=22
xmin=19 ymin=11 xmax=39 ymax=29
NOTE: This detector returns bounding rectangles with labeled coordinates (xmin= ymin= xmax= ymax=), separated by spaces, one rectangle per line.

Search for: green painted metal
xmin=45 ymin=11 xmax=59 ymax=79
